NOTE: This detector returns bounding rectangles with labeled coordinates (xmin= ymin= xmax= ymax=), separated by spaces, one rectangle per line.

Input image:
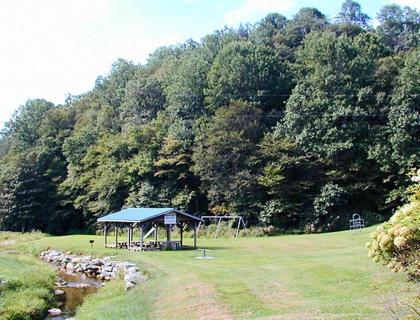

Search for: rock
xmin=104 ymin=265 xmax=114 ymax=272
xmin=41 ymin=250 xmax=145 ymax=289
xmin=124 ymin=272 xmax=146 ymax=284
xmin=91 ymin=259 xmax=103 ymax=266
xmin=126 ymin=266 xmax=139 ymax=273
xmin=66 ymin=262 xmax=75 ymax=271
xmin=71 ymin=257 xmax=82 ymax=264
xmin=48 ymin=308 xmax=62 ymax=316
xmin=125 ymin=281 xmax=136 ymax=291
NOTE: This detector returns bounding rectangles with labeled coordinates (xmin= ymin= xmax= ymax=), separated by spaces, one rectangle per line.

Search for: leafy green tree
xmin=275 ymin=8 xmax=328 ymax=51
xmin=0 ymin=153 xmax=41 ymax=232
xmin=193 ymin=101 xmax=262 ymax=217
xmin=121 ymin=76 xmax=165 ymax=130
xmin=162 ymin=47 xmax=211 ymax=119
xmin=388 ymin=49 xmax=420 ymax=172
xmin=257 ymin=132 xmax=322 ymax=229
xmin=4 ymin=99 xmax=55 ymax=150
xmin=251 ymin=13 xmax=287 ymax=46
xmin=335 ymin=0 xmax=370 ymax=29
xmin=377 ymin=4 xmax=419 ymax=52
xmin=205 ymin=41 xmax=292 ymax=113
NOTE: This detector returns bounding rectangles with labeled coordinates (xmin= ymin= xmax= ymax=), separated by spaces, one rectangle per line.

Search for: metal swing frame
xmin=197 ymin=215 xmax=246 ymax=239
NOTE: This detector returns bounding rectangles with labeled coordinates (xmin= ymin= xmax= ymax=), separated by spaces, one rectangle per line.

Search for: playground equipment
xmin=197 ymin=215 xmax=246 ymax=238
xmin=349 ymin=213 xmax=364 ymax=230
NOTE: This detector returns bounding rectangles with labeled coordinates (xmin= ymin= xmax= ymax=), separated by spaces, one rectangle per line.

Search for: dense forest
xmin=0 ymin=1 xmax=418 ymax=234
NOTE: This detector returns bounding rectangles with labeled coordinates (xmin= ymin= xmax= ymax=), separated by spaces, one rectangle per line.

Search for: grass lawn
xmin=0 ymin=232 xmax=55 ymax=320
xmin=2 ymin=227 xmax=417 ymax=320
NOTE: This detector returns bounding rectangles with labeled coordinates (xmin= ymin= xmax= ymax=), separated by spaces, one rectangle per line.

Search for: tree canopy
xmin=0 ymin=1 xmax=419 ymax=234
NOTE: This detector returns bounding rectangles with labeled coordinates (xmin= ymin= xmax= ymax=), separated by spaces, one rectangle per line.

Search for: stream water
xmin=46 ymin=268 xmax=103 ymax=320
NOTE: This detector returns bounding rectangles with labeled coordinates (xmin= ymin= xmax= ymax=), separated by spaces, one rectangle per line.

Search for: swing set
xmin=197 ymin=215 xmax=246 ymax=239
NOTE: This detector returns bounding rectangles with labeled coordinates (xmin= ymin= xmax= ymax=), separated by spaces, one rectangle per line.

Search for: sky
xmin=0 ymin=0 xmax=418 ymax=127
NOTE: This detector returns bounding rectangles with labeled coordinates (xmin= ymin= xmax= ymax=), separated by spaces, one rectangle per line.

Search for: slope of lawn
xmin=4 ymin=227 xmax=417 ymax=320
xmin=0 ymin=232 xmax=55 ymax=320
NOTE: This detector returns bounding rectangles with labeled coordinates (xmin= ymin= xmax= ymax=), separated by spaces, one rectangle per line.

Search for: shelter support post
xmin=115 ymin=225 xmax=118 ymax=248
xmin=194 ymin=223 xmax=197 ymax=249
xmin=104 ymin=224 xmax=108 ymax=245
xmin=166 ymin=224 xmax=171 ymax=242
xmin=155 ymin=224 xmax=158 ymax=242
xmin=127 ymin=225 xmax=131 ymax=248
xmin=179 ymin=223 xmax=183 ymax=247
xmin=140 ymin=225 xmax=144 ymax=250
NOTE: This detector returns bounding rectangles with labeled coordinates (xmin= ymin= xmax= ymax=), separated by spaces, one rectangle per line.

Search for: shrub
xmin=367 ymin=171 xmax=420 ymax=279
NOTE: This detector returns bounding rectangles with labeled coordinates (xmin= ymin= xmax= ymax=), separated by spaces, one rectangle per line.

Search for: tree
xmin=275 ymin=8 xmax=328 ymax=51
xmin=205 ymin=41 xmax=291 ymax=114
xmin=257 ymin=132 xmax=322 ymax=229
xmin=279 ymin=31 xmax=391 ymax=228
xmin=4 ymin=99 xmax=55 ymax=150
xmin=388 ymin=49 xmax=420 ymax=172
xmin=162 ymin=47 xmax=210 ymax=119
xmin=377 ymin=4 xmax=419 ymax=52
xmin=121 ymin=76 xmax=165 ymax=130
xmin=193 ymin=101 xmax=262 ymax=217
xmin=335 ymin=0 xmax=370 ymax=29
xmin=251 ymin=13 xmax=287 ymax=46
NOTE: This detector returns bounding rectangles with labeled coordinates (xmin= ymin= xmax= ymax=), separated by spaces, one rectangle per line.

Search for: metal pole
xmin=235 ymin=217 xmax=241 ymax=238
xmin=214 ymin=217 xmax=222 ymax=239
xmin=104 ymin=224 xmax=107 ymax=245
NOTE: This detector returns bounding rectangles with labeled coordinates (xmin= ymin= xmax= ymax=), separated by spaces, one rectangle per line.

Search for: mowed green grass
xmin=6 ymin=227 xmax=415 ymax=320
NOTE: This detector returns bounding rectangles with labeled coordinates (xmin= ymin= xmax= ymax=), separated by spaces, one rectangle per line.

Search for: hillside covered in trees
xmin=0 ymin=1 xmax=419 ymax=234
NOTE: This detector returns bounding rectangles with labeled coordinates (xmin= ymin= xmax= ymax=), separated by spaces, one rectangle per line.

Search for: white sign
xmin=164 ymin=213 xmax=176 ymax=224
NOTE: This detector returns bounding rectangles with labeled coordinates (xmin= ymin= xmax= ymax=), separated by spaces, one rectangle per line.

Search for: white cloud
xmin=390 ymin=0 xmax=420 ymax=9
xmin=224 ymin=0 xmax=295 ymax=26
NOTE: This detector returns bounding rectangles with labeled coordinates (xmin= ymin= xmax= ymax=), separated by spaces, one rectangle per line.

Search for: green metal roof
xmin=97 ymin=207 xmax=201 ymax=223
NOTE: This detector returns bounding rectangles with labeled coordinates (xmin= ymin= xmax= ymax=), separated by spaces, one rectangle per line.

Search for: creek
xmin=46 ymin=267 xmax=103 ymax=320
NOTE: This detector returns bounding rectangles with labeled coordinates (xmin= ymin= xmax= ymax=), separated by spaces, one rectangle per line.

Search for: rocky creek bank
xmin=40 ymin=250 xmax=146 ymax=290
xmin=41 ymin=250 xmax=146 ymax=318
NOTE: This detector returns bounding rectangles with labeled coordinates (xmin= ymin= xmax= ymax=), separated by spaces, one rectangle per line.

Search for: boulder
xmin=122 ymin=262 xmax=136 ymax=270
xmin=91 ymin=259 xmax=103 ymax=266
xmin=48 ymin=308 xmax=62 ymax=316
xmin=71 ymin=257 xmax=83 ymax=264
xmin=124 ymin=272 xmax=146 ymax=284
xmin=125 ymin=281 xmax=136 ymax=291
xmin=66 ymin=262 xmax=74 ymax=271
